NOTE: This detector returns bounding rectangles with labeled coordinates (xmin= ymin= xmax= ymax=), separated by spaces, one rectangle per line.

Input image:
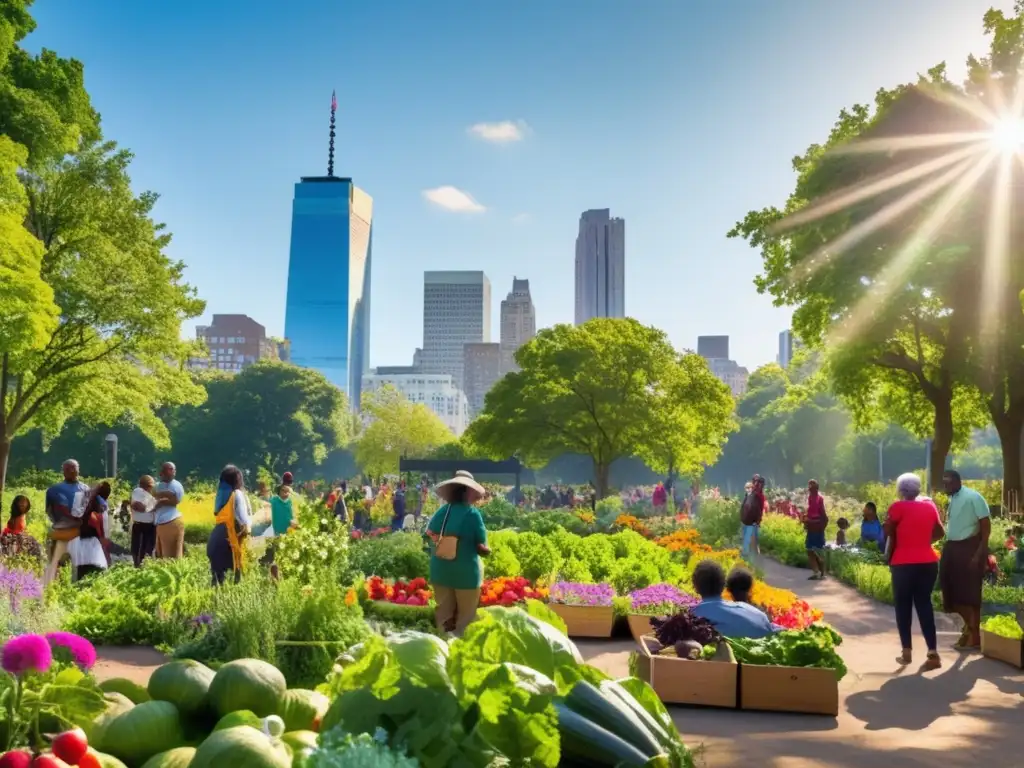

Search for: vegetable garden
xmin=0 ymin=491 xmax=855 ymax=766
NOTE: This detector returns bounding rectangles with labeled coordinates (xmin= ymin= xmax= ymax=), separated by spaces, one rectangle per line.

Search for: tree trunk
xmin=593 ymin=461 xmax=610 ymax=500
xmin=930 ymin=398 xmax=954 ymax=493
xmin=994 ymin=413 xmax=1024 ymax=512
xmin=0 ymin=436 xmax=9 ymax=511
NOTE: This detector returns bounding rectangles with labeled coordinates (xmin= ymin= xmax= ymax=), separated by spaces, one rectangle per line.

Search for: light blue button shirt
xmin=692 ymin=597 xmax=778 ymax=639
xmin=155 ymin=479 xmax=184 ymax=525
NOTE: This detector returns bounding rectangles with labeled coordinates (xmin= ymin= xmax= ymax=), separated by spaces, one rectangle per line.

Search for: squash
xmin=208 ymin=659 xmax=286 ymax=718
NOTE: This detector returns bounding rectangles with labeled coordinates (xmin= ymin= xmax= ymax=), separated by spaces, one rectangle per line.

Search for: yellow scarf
xmin=214 ymin=491 xmax=244 ymax=573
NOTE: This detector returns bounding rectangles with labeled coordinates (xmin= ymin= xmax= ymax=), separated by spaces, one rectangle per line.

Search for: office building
xmin=707 ymin=358 xmax=750 ymax=398
xmin=575 ymin=209 xmax=625 ymax=325
xmin=697 ymin=336 xmax=730 ymax=361
xmin=421 ymin=271 xmax=491 ymax=388
xmin=283 ymin=92 xmax=372 ymax=407
xmin=500 ymin=277 xmax=536 ymax=372
xmin=362 ymin=371 xmax=470 ymax=436
xmin=463 ymin=342 xmax=502 ymax=417
xmin=190 ymin=314 xmax=279 ymax=373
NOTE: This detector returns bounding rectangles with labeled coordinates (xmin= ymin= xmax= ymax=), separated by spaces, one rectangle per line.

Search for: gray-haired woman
xmin=883 ymin=473 xmax=944 ymax=669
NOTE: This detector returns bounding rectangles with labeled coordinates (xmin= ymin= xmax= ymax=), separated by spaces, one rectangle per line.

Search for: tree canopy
xmin=729 ymin=4 xmax=1024 ymax=497
xmin=0 ymin=2 xmax=205 ymax=492
xmin=353 ymin=385 xmax=456 ymax=477
xmin=465 ymin=318 xmax=735 ymax=498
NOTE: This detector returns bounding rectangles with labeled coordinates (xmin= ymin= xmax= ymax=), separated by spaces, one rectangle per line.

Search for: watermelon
xmin=148 ymin=659 xmax=216 ymax=715
xmin=213 ymin=710 xmax=262 ymax=731
xmin=190 ymin=726 xmax=291 ymax=768
xmin=277 ymin=689 xmax=329 ymax=732
xmin=281 ymin=730 xmax=318 ymax=752
xmin=208 ymin=659 xmax=286 ymax=718
xmin=140 ymin=747 xmax=196 ymax=768
xmin=99 ymin=678 xmax=151 ymax=704
xmin=100 ymin=700 xmax=186 ymax=766
xmin=90 ymin=752 xmax=129 ymax=768
xmin=87 ymin=693 xmax=136 ymax=751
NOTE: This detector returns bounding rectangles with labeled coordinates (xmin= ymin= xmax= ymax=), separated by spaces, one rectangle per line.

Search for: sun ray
xmin=828 ymin=131 xmax=989 ymax=156
xmin=775 ymin=142 xmax=986 ymax=237
xmin=831 ymin=152 xmax=997 ymax=344
xmin=788 ymin=149 xmax=983 ymax=284
xmin=980 ymin=148 xmax=1012 ymax=353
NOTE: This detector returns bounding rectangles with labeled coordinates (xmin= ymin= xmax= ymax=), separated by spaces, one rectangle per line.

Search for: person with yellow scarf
xmin=207 ymin=464 xmax=251 ymax=585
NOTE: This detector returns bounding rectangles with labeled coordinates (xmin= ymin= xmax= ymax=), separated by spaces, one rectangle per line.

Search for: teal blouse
xmin=428 ymin=503 xmax=488 ymax=590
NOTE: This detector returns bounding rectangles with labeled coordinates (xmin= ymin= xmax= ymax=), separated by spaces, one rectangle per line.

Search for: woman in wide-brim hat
xmin=427 ymin=470 xmax=490 ymax=636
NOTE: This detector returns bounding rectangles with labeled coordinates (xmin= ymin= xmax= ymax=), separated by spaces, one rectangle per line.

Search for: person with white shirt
xmin=130 ymin=475 xmax=158 ymax=567
xmin=153 ymin=462 xmax=185 ymax=559
xmin=68 ymin=482 xmax=112 ymax=581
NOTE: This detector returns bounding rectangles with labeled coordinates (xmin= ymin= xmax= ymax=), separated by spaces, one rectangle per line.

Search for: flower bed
xmin=479 ymin=576 xmax=547 ymax=607
xmin=547 ymin=582 xmax=615 ymax=637
xmin=366 ymin=576 xmax=432 ymax=606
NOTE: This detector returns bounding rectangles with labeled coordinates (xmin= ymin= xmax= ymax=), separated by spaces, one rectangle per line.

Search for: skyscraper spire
xmin=328 ymin=90 xmax=337 ymax=177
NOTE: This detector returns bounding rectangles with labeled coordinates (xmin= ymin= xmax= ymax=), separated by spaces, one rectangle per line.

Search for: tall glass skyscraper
xmin=283 ymin=175 xmax=373 ymax=406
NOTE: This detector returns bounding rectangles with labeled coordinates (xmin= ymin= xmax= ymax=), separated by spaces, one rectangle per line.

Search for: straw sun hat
xmin=434 ymin=470 xmax=485 ymax=503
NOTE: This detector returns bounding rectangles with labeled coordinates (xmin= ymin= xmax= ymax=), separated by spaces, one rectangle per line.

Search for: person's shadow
xmin=846 ymin=653 xmax=1024 ymax=732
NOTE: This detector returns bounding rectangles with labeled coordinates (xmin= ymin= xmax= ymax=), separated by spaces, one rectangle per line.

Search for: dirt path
xmin=578 ymin=559 xmax=1024 ymax=768
xmin=92 ymin=646 xmax=166 ymax=686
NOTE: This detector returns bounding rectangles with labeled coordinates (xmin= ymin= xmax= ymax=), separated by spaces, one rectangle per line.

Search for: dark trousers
xmin=891 ymin=562 xmax=939 ymax=651
xmin=131 ymin=522 xmax=157 ymax=567
xmin=207 ymin=523 xmax=240 ymax=586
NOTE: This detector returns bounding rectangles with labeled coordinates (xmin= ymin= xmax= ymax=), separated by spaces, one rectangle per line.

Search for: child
xmin=270 ymin=484 xmax=295 ymax=537
xmin=835 ymin=518 xmax=850 ymax=547
xmin=726 ymin=565 xmax=755 ymax=604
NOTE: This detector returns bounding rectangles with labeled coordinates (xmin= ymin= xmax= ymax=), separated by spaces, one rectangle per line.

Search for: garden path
xmin=579 ymin=559 xmax=1024 ymax=768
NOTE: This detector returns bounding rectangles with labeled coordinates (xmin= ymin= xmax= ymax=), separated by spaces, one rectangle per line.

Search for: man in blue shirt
xmin=690 ymin=560 xmax=778 ymax=639
xmin=153 ymin=462 xmax=185 ymax=559
xmin=43 ymin=459 xmax=90 ymax=585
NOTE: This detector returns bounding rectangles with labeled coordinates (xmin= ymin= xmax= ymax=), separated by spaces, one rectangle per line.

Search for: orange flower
xmin=344 ymin=588 xmax=357 ymax=607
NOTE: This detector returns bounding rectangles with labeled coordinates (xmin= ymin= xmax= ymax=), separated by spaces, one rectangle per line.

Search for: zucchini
xmin=554 ymin=702 xmax=652 ymax=767
xmin=599 ymin=680 xmax=677 ymax=754
xmin=565 ymin=680 xmax=662 ymax=758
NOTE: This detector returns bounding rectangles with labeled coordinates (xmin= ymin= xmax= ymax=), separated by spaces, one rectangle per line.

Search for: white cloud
xmin=467 ymin=120 xmax=530 ymax=143
xmin=422 ymin=186 xmax=486 ymax=213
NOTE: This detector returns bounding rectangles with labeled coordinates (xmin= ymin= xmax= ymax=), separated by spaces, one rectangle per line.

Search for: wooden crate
xmin=634 ymin=636 xmax=738 ymax=709
xmin=739 ymin=664 xmax=839 ymax=716
xmin=981 ymin=629 xmax=1024 ymax=669
xmin=549 ymin=604 xmax=615 ymax=638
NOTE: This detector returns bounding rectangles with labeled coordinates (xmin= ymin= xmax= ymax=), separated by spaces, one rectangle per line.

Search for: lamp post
xmin=874 ymin=438 xmax=889 ymax=483
xmin=925 ymin=438 xmax=933 ymax=494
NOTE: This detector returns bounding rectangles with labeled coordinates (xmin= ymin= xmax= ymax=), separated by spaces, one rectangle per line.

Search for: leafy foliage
xmin=354 ymin=385 xmax=455 ymax=477
xmin=467 ymin=319 xmax=734 ymax=497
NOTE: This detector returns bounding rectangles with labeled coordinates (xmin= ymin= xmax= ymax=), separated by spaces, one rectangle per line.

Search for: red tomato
xmin=31 ymin=756 xmax=69 ymax=768
xmin=312 ymin=715 xmax=322 ymax=732
xmin=51 ymin=729 xmax=88 ymax=766
xmin=76 ymin=754 xmax=102 ymax=768
xmin=0 ymin=751 xmax=33 ymax=768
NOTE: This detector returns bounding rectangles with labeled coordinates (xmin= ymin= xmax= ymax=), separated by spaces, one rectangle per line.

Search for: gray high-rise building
xmin=697 ymin=336 xmax=729 ymax=361
xmin=421 ymin=271 xmax=491 ymax=389
xmin=778 ymin=330 xmax=794 ymax=369
xmin=574 ymin=209 xmax=625 ymax=325
xmin=463 ymin=342 xmax=502 ymax=417
xmin=500 ymin=277 xmax=536 ymax=372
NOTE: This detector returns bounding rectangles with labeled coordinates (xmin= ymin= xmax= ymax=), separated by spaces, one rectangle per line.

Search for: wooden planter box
xmin=627 ymin=614 xmax=656 ymax=642
xmin=739 ymin=664 xmax=839 ymax=716
xmin=549 ymin=604 xmax=615 ymax=638
xmin=981 ymin=629 xmax=1024 ymax=668
xmin=634 ymin=636 xmax=737 ymax=709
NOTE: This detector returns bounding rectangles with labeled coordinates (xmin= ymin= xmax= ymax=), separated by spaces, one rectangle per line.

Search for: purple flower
xmin=628 ymin=583 xmax=699 ymax=616
xmin=45 ymin=632 xmax=97 ymax=671
xmin=191 ymin=613 xmax=214 ymax=627
xmin=2 ymin=634 xmax=53 ymax=676
xmin=0 ymin=566 xmax=42 ymax=614
xmin=549 ymin=582 xmax=614 ymax=607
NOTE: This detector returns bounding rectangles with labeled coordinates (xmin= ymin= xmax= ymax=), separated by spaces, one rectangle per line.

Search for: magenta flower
xmin=549 ymin=582 xmax=614 ymax=607
xmin=628 ymin=583 xmax=699 ymax=616
xmin=2 ymin=634 xmax=53 ymax=676
xmin=45 ymin=632 xmax=97 ymax=671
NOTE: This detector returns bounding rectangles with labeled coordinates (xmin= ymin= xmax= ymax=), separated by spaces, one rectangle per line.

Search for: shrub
xmin=507 ymin=532 xmax=562 ymax=582
xmin=348 ymin=532 xmax=429 ymax=581
xmin=694 ymin=498 xmax=742 ymax=550
xmin=556 ymin=556 xmax=593 ymax=584
xmin=483 ymin=545 xmax=522 ymax=579
xmin=609 ymin=557 xmax=661 ymax=595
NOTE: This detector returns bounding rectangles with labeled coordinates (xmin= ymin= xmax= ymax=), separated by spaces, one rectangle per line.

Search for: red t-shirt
xmin=887 ymin=499 xmax=940 ymax=565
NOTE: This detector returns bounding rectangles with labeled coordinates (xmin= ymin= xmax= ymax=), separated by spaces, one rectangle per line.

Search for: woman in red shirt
xmin=884 ymin=473 xmax=944 ymax=670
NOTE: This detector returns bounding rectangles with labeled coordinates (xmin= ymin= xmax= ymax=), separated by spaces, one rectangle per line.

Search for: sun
xmin=988 ymin=116 xmax=1024 ymax=154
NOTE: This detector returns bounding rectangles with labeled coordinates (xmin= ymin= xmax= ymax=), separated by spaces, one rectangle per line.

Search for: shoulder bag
xmin=434 ymin=504 xmax=460 ymax=561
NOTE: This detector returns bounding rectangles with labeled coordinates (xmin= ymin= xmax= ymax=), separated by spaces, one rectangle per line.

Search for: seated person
xmin=858 ymin=502 xmax=885 ymax=550
xmin=725 ymin=565 xmax=755 ymax=604
xmin=691 ymin=560 xmax=777 ymax=639
xmin=835 ymin=518 xmax=849 ymax=547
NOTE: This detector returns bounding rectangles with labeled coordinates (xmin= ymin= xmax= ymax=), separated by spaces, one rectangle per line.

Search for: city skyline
xmin=25 ymin=0 xmax=1003 ymax=374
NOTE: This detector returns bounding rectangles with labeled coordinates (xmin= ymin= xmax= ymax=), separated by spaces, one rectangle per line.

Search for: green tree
xmin=0 ymin=140 xmax=206 ymax=493
xmin=465 ymin=318 xmax=734 ymax=498
xmin=354 ymin=385 xmax=455 ymax=477
xmin=170 ymin=363 xmax=350 ymax=481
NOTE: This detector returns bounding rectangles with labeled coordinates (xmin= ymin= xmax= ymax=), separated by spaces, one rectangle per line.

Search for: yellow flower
xmin=345 ymin=588 xmax=357 ymax=607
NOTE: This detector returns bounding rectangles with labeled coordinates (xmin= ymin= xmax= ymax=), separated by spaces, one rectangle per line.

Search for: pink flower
xmin=45 ymin=632 xmax=96 ymax=671
xmin=2 ymin=634 xmax=53 ymax=676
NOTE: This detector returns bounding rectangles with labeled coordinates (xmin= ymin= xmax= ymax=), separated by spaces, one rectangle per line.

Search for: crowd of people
xmin=734 ymin=469 xmax=995 ymax=668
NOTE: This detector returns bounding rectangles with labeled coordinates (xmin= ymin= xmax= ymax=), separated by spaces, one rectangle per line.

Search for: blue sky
xmin=26 ymin=0 xmax=1005 ymax=371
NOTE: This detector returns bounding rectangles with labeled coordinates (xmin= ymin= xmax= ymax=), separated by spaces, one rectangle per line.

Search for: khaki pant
xmin=433 ymin=585 xmax=481 ymax=636
xmin=155 ymin=517 xmax=185 ymax=559
xmin=44 ymin=535 xmax=75 ymax=586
